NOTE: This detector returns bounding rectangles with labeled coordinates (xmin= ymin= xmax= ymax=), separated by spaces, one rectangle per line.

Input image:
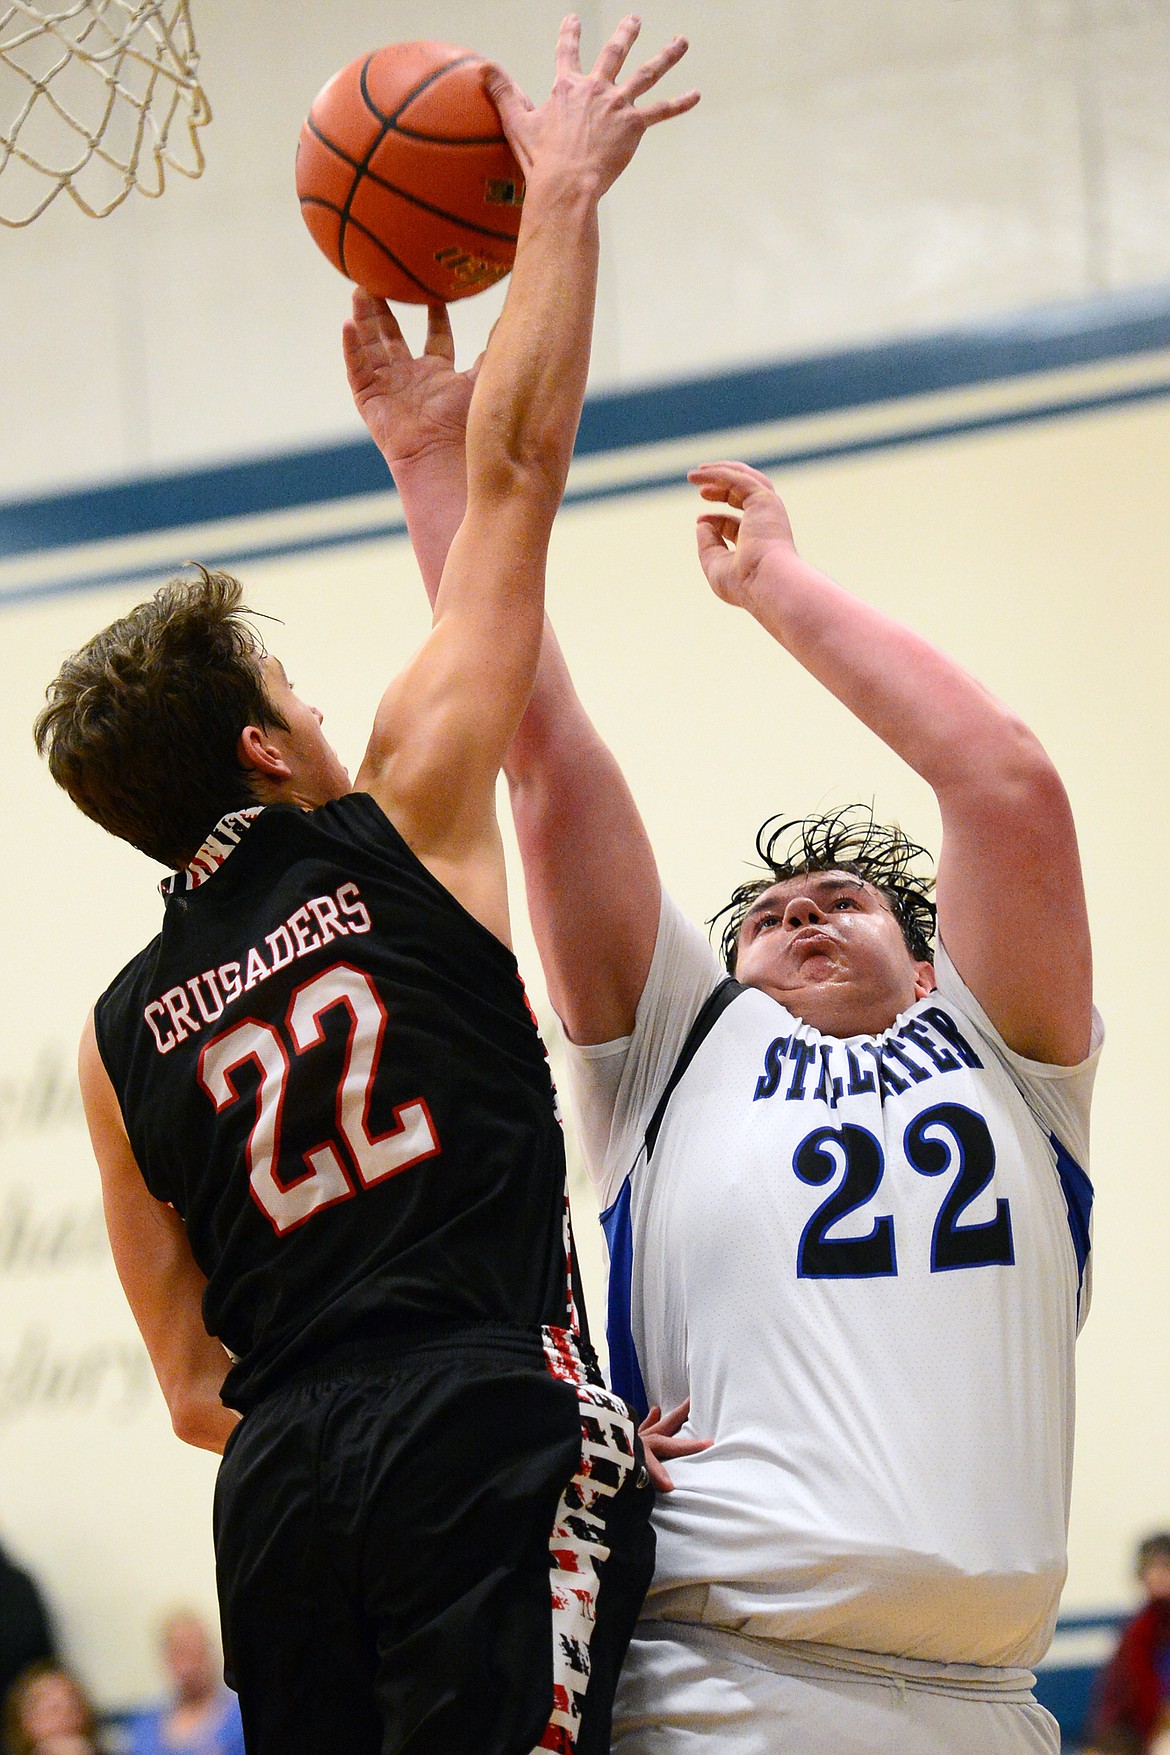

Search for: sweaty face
xmin=258 ymin=657 xmax=350 ymax=807
xmin=732 ymin=870 xmax=935 ymax=1039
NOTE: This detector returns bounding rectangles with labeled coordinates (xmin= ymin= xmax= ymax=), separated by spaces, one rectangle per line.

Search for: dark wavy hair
xmin=711 ymin=806 xmax=937 ymax=973
xmin=33 ymin=566 xmax=284 ymax=870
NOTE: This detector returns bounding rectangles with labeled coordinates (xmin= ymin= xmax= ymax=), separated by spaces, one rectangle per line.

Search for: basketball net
xmin=0 ymin=1 xmax=210 ymax=226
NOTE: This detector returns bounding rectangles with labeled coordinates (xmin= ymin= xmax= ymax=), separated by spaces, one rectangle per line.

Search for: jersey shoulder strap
xmin=644 ymin=976 xmax=744 ymax=1162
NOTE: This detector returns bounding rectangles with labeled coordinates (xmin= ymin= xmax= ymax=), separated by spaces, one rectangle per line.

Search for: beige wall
xmin=3 ymin=381 xmax=1169 ymax=1700
xmin=4 ymin=0 xmax=1170 ymax=498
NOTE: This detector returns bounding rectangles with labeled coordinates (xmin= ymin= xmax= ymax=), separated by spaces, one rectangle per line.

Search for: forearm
xmin=462 ymin=173 xmax=599 ymax=522
xmin=747 ymin=538 xmax=1090 ymax=1060
xmin=119 ymin=1252 xmax=238 ymax=1454
xmin=388 ymin=439 xmax=580 ymax=767
xmin=505 ymin=620 xmax=583 ymax=783
xmin=392 ymin=444 xmax=468 ymax=608
xmin=744 ymin=548 xmax=1048 ymax=797
xmin=167 ymin=1361 xmax=239 ymax=1454
xmin=507 ymin=624 xmax=660 ymax=1042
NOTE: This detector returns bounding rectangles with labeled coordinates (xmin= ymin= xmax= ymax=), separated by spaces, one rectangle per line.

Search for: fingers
xmin=481 ymin=61 xmax=533 ymax=114
xmin=348 ymin=287 xmax=405 ymax=348
xmin=642 ymin=1396 xmax=691 ymax=1438
xmin=689 ymin=460 xmax=775 ymax=507
xmin=648 ymin=1434 xmax=713 ymax=1460
xmin=644 ymin=1451 xmax=675 ymax=1492
xmin=592 ymin=12 xmax=640 ymax=82
xmin=424 ymin=302 xmax=455 ymax=362
xmin=622 ymin=33 xmax=698 ymax=129
xmin=621 ymin=33 xmax=687 ymax=100
xmin=482 ymin=64 xmax=535 ymax=155
xmin=342 ymin=291 xmax=406 ymax=397
xmin=639 ymin=1395 xmax=713 ymax=1493
xmin=696 ymin=511 xmax=741 ymax=554
xmin=555 ymin=12 xmax=585 ymax=78
xmin=637 ymin=87 xmax=701 ymax=127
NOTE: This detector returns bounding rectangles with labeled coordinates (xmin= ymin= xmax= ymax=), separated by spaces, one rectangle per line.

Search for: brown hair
xmin=1138 ymin=1533 xmax=1170 ymax=1574
xmin=33 ymin=567 xmax=285 ymax=871
xmin=3 ymin=1663 xmax=99 ymax=1755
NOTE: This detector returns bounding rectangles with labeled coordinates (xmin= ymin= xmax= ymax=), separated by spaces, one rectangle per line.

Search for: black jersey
xmin=94 ymin=795 xmax=582 ymax=1410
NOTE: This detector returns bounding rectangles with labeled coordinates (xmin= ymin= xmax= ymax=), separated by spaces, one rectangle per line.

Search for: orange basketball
xmin=296 ymin=41 xmax=525 ymax=304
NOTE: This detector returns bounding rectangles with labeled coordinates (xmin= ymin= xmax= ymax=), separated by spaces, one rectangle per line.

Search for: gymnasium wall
xmin=4 ymin=0 xmax=1170 ymax=498
xmin=3 ymin=0 xmax=1170 ymax=1715
xmin=3 ymin=309 xmax=1170 ymax=1705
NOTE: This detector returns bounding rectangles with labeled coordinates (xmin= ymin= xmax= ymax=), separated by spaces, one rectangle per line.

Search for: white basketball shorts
xmin=612 ymin=1621 xmax=1061 ymax=1755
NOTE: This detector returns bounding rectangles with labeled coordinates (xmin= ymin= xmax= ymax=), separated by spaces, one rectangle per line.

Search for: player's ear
xmin=237 ymin=723 xmax=291 ymax=781
xmin=912 ymin=961 xmax=937 ymax=1000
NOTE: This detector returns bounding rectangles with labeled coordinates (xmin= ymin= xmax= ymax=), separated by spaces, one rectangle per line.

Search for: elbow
xmin=168 ymin=1383 xmax=234 ymax=1454
xmin=944 ymin=711 xmax=1072 ymax=820
xmin=991 ymin=715 xmax=1067 ymax=807
xmin=168 ymin=1390 xmax=206 ymax=1447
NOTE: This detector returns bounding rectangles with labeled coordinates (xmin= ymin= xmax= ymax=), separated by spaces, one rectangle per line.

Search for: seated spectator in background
xmin=2 ymin=1661 xmax=106 ymax=1755
xmin=1085 ymin=1534 xmax=1170 ymax=1755
xmin=0 ymin=1542 xmax=56 ymax=1708
xmin=125 ymin=1613 xmax=242 ymax=1755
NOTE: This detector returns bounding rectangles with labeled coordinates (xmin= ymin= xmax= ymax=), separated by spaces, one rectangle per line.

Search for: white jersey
xmin=566 ymin=892 xmax=1102 ymax=1672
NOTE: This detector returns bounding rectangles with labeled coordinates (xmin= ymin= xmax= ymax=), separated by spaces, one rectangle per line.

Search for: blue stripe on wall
xmin=7 ymin=370 xmax=1168 ymax=610
xmin=3 ymin=282 xmax=1170 ymax=561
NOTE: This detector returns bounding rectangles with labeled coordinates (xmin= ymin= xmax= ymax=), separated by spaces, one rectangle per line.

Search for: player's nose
xmin=783 ymin=895 xmax=826 ymax=929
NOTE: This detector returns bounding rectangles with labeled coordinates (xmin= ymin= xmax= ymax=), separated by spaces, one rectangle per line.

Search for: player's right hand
xmin=342 ymin=289 xmax=482 ymax=467
xmin=483 ymin=14 xmax=699 ymax=200
xmin=690 ymin=460 xmax=799 ymax=610
xmin=638 ymin=1397 xmax=712 ymax=1492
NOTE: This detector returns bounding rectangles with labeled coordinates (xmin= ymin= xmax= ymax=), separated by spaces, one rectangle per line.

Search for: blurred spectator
xmin=124 ymin=1613 xmax=242 ymax=1755
xmin=2 ymin=1661 xmax=106 ymax=1755
xmin=0 ymin=1542 xmax=56 ymax=1707
xmin=1085 ymin=1533 xmax=1170 ymax=1755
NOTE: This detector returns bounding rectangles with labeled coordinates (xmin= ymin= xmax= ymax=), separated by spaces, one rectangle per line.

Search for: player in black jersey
xmin=33 ymin=19 xmax=701 ymax=1755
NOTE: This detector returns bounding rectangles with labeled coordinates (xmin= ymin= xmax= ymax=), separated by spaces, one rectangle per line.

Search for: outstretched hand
xmin=342 ymin=289 xmax=482 ymax=467
xmin=484 ymin=13 xmax=698 ymax=201
xmin=639 ymin=1397 xmax=711 ymax=1491
xmin=689 ymin=460 xmax=798 ymax=610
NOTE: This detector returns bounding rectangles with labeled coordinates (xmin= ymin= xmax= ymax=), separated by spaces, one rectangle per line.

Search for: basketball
xmin=296 ymin=41 xmax=525 ymax=305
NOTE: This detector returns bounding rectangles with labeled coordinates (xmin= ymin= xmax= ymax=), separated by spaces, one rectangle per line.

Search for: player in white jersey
xmin=364 ymin=343 xmax=1098 ymax=1751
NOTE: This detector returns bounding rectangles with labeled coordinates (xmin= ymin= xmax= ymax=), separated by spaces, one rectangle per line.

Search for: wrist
xmin=385 ymin=438 xmax=468 ymax=488
xmin=520 ymin=161 xmax=604 ymax=214
xmin=740 ymin=538 xmax=805 ymax=616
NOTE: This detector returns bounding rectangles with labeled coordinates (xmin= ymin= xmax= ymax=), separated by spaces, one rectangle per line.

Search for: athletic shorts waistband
xmin=639 ymin=1622 xmax=1039 ymax=1702
xmin=239 ymin=1321 xmax=601 ymax=1406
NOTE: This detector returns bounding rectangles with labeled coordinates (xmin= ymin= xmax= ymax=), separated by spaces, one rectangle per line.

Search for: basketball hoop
xmin=0 ymin=1 xmax=210 ymax=226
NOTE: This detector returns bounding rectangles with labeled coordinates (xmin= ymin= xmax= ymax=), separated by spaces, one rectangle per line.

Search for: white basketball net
xmin=0 ymin=0 xmax=209 ymax=225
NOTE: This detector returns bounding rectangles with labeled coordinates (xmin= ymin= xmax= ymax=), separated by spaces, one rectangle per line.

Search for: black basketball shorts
xmin=213 ymin=1325 xmax=656 ymax=1755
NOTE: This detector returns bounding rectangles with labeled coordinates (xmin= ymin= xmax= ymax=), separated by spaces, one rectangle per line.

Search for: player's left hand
xmin=343 ymin=288 xmax=482 ymax=467
xmin=638 ymin=1397 xmax=711 ymax=1491
xmin=690 ymin=460 xmax=798 ymax=611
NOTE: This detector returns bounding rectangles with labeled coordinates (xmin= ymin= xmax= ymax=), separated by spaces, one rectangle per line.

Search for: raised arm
xmin=690 ymin=459 xmax=1093 ymax=1066
xmin=353 ymin=332 xmax=662 ymax=1043
xmin=345 ymin=15 xmax=695 ymax=947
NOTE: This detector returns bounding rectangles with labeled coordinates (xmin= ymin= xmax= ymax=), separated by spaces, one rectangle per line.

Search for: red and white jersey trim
xmin=160 ymin=807 xmax=264 ymax=895
xmin=538 ymin=1326 xmax=639 ymax=1753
